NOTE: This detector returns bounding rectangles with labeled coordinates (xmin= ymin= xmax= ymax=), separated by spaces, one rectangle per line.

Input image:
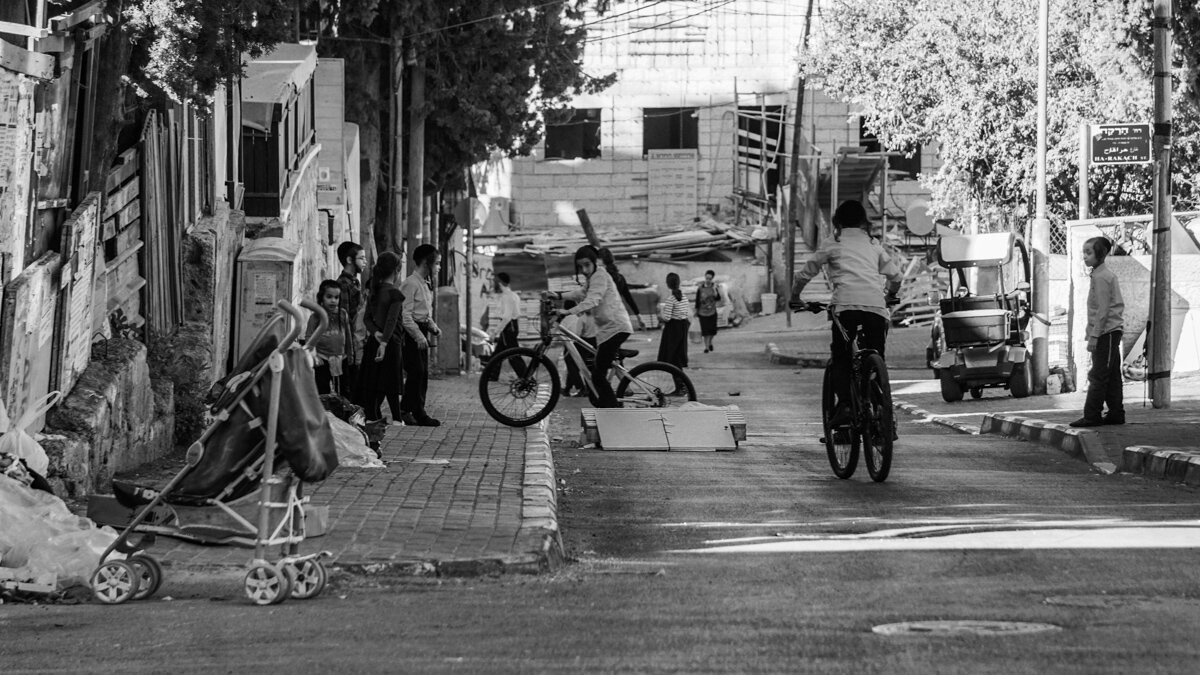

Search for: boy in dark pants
xmin=336 ymin=241 xmax=367 ymax=402
xmin=1071 ymin=237 xmax=1125 ymax=427
xmin=399 ymin=244 xmax=443 ymax=427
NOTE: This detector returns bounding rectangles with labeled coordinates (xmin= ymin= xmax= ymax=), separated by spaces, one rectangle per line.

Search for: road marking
xmin=671 ymin=521 xmax=1200 ymax=553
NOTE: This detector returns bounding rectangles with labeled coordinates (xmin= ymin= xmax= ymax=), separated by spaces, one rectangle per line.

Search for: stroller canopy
xmin=936 ymin=232 xmax=1018 ymax=269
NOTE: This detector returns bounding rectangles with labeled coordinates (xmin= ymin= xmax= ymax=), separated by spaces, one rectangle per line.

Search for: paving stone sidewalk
xmin=152 ymin=375 xmax=561 ymax=576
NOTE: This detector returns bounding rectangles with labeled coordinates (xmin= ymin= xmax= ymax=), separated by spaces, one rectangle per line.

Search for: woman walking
xmin=361 ymin=251 xmax=405 ymax=425
xmin=657 ymin=273 xmax=691 ymax=386
xmin=695 ymin=269 xmax=722 ymax=353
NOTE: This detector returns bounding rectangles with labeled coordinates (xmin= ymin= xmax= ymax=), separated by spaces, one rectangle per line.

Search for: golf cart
xmin=927 ymin=231 xmax=1033 ymax=402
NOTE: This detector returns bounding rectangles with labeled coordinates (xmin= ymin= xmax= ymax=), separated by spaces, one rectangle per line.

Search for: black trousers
xmin=593 ymin=332 xmax=630 ymax=408
xmin=401 ymin=326 xmax=430 ymax=416
xmin=830 ymin=310 xmax=889 ymax=406
xmin=1084 ymin=330 xmax=1124 ymax=420
xmin=497 ymin=320 xmax=519 ymax=353
xmin=565 ymin=336 xmax=596 ymax=391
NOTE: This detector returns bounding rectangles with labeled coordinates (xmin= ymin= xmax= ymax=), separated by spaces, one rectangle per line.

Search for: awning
xmin=241 ymin=43 xmax=317 ymax=132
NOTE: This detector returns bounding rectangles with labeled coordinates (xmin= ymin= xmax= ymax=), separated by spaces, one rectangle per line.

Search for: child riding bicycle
xmin=552 ymin=245 xmax=633 ymax=408
xmin=792 ymin=200 xmax=904 ymax=427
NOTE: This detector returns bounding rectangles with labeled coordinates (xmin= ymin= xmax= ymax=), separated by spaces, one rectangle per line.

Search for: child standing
xmin=657 ymin=272 xmax=691 ymax=373
xmin=362 ymin=252 xmax=405 ymax=425
xmin=1071 ymin=236 xmax=1125 ymax=427
xmin=306 ymin=280 xmax=353 ymax=395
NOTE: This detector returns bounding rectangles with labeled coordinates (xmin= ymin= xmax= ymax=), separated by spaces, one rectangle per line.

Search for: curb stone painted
xmin=1122 ymin=445 xmax=1200 ymax=486
xmin=892 ymin=401 xmax=980 ymax=435
xmin=764 ymin=343 xmax=828 ymax=368
xmin=980 ymin=413 xmax=1115 ymax=475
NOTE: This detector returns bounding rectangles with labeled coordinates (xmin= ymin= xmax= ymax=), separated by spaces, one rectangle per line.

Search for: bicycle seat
xmin=618 ymin=348 xmax=639 ymax=359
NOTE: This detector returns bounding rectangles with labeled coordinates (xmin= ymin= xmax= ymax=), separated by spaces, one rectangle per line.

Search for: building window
xmin=545 ymin=108 xmax=601 ymax=159
xmin=859 ymin=118 xmax=921 ymax=179
xmin=643 ymin=107 xmax=699 ymax=155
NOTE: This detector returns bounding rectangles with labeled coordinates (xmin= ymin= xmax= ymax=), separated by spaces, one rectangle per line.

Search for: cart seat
xmin=941 ymin=308 xmax=1010 ymax=346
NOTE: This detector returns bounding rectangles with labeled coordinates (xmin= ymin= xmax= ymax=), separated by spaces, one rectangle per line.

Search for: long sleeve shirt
xmin=364 ymin=283 xmax=404 ymax=345
xmin=794 ymin=228 xmax=903 ymax=318
xmin=659 ymin=293 xmax=691 ymax=322
xmin=496 ymin=286 xmax=521 ymax=329
xmin=399 ymin=273 xmax=434 ymax=340
xmin=562 ymin=268 xmax=633 ymax=344
xmin=1086 ymin=263 xmax=1124 ymax=339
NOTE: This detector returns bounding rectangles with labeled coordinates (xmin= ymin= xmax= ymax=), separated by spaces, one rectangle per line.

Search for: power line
xmin=581 ymin=0 xmax=741 ymax=44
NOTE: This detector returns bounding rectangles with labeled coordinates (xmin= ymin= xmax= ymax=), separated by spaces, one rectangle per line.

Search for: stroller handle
xmin=276 ymin=299 xmax=326 ymax=352
xmin=298 ymin=298 xmax=329 ymax=351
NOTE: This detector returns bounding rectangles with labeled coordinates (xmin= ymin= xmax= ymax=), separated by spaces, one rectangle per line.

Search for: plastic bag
xmin=0 ymin=391 xmax=62 ymax=476
xmin=0 ymin=473 xmax=116 ymax=588
xmin=326 ymin=412 xmax=384 ymax=469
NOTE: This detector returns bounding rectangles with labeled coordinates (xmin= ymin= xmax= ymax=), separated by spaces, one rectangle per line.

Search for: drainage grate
xmin=873 ymin=620 xmax=1062 ymax=636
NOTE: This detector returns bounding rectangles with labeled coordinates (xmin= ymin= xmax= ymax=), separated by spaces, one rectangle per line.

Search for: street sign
xmin=1090 ymin=123 xmax=1151 ymax=164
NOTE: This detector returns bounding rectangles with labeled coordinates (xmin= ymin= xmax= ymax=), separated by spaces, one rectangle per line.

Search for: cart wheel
xmin=970 ymin=387 xmax=983 ymax=399
xmin=286 ymin=559 xmax=328 ymax=599
xmin=244 ymin=563 xmax=292 ymax=605
xmin=939 ymin=368 xmax=964 ymax=403
xmin=90 ymin=560 xmax=141 ymax=605
xmin=128 ymin=555 xmax=163 ymax=600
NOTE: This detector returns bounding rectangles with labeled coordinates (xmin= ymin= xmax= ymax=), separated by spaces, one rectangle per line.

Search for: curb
xmin=979 ymin=413 xmax=1116 ymax=475
xmin=892 ymin=401 xmax=980 ymax=436
xmin=328 ymin=418 xmax=564 ymax=578
xmin=1121 ymin=446 xmax=1200 ymax=486
xmin=763 ymin=343 xmax=827 ymax=368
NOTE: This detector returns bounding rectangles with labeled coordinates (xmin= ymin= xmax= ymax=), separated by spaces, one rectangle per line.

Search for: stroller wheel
xmin=128 ymin=555 xmax=163 ymax=600
xmin=244 ymin=562 xmax=292 ymax=605
xmin=90 ymin=561 xmax=141 ymax=605
xmin=285 ymin=559 xmax=328 ymax=599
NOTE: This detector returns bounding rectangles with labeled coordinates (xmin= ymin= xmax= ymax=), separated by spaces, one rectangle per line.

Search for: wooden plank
xmin=104 ymin=240 xmax=143 ymax=274
xmin=104 ymin=148 xmax=139 ymax=192
xmin=102 ymin=173 xmax=140 ymax=219
xmin=54 ymin=193 xmax=101 ymax=394
xmin=1 ymin=252 xmax=62 ymax=432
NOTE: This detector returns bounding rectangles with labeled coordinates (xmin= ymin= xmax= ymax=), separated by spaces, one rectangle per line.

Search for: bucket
xmin=761 ymin=293 xmax=777 ymax=315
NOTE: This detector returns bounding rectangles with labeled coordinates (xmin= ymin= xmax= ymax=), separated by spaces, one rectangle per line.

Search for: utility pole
xmin=406 ymin=51 xmax=427 ymax=271
xmin=1030 ymin=0 xmax=1051 ymax=395
xmin=784 ymin=0 xmax=816 ymax=328
xmin=1149 ymin=0 xmax=1174 ymax=407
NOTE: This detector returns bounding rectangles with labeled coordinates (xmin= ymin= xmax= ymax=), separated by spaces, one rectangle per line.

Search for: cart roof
xmin=936 ymin=232 xmax=1016 ymax=268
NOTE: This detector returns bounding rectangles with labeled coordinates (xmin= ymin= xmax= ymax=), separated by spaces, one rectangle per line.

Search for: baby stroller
xmin=90 ymin=299 xmax=340 ymax=605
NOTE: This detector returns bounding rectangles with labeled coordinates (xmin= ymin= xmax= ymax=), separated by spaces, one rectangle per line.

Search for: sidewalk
xmin=753 ymin=308 xmax=1200 ymax=486
xmin=152 ymin=376 xmax=561 ymax=576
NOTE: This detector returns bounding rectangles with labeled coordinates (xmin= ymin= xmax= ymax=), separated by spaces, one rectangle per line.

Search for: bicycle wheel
xmin=615 ymin=362 xmax=697 ymax=407
xmin=860 ymin=353 xmax=894 ymax=483
xmin=479 ymin=347 xmax=561 ymax=426
xmin=822 ymin=365 xmax=858 ymax=479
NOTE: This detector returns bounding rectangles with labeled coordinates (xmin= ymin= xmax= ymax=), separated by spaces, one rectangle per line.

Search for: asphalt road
xmin=4 ymin=331 xmax=1200 ymax=674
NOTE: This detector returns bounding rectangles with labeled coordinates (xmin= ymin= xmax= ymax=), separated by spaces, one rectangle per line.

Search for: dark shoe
xmin=1069 ymin=417 xmax=1104 ymax=428
xmin=399 ymin=412 xmax=420 ymax=426
xmin=1103 ymin=414 xmax=1126 ymax=425
xmin=415 ymin=414 xmax=441 ymax=427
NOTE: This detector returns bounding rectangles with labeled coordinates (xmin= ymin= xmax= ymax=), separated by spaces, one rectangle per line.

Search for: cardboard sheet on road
xmin=594 ymin=409 xmax=737 ymax=452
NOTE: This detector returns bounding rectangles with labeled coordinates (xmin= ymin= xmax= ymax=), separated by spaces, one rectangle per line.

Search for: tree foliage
xmin=803 ymin=0 xmax=1200 ymax=230
xmin=123 ymin=0 xmax=295 ymax=105
xmin=321 ymin=1 xmax=615 ymax=191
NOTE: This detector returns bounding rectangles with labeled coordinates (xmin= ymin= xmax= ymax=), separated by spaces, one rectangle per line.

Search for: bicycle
xmin=795 ymin=301 xmax=895 ymax=482
xmin=479 ymin=292 xmax=698 ymax=426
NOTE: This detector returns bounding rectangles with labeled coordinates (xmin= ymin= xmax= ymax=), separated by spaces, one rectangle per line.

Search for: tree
xmin=315 ymin=0 xmax=616 ymax=253
xmin=803 ymin=0 xmax=1200 ymax=235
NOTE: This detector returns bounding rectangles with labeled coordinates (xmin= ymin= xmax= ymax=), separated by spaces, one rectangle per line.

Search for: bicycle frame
xmin=826 ymin=308 xmax=883 ymax=425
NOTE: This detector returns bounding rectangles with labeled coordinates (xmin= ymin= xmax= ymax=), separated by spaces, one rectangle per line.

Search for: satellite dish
xmin=905 ymin=201 xmax=935 ymax=236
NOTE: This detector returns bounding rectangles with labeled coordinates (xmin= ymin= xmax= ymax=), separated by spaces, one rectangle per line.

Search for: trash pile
xmin=2 ymin=394 xmax=117 ymax=597
xmin=476 ymin=216 xmax=756 ymax=261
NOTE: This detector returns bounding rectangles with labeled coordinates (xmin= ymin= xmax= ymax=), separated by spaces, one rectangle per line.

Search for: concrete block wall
xmin=501 ymin=2 xmax=939 ymax=235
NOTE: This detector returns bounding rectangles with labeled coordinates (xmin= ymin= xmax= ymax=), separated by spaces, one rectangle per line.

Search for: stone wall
xmin=41 ymin=339 xmax=174 ymax=498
